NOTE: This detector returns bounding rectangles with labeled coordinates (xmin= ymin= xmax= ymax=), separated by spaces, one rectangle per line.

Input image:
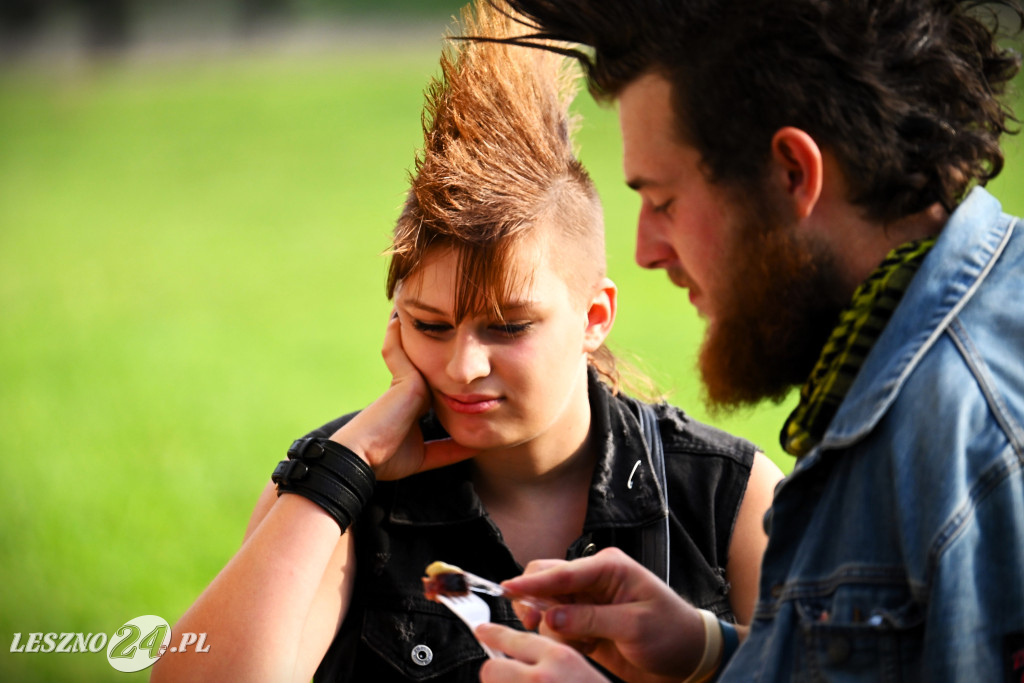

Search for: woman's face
xmin=395 ymin=236 xmax=609 ymax=453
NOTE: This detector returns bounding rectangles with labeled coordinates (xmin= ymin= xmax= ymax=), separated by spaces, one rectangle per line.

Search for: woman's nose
xmin=446 ymin=331 xmax=490 ymax=384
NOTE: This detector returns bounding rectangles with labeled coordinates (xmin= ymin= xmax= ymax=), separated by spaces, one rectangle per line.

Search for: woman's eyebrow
xmin=400 ymin=298 xmax=540 ymax=317
xmin=401 ymin=299 xmax=448 ymax=316
xmin=499 ymin=301 xmax=540 ymax=314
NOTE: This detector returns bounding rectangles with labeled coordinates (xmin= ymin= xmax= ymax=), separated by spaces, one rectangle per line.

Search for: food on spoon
xmin=422 ymin=561 xmax=470 ymax=602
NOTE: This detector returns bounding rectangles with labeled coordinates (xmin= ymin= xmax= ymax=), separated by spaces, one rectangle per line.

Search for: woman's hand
xmin=329 ymin=313 xmax=476 ymax=480
xmin=499 ymin=548 xmax=710 ymax=682
xmin=475 ymin=623 xmax=611 ymax=683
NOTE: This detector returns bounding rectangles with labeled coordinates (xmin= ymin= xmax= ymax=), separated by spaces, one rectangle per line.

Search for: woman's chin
xmin=447 ymin=430 xmax=508 ymax=453
xmin=438 ymin=417 xmax=514 ymax=452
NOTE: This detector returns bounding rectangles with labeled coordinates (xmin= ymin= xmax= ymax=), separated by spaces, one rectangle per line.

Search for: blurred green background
xmin=1 ymin=2 xmax=1022 ymax=680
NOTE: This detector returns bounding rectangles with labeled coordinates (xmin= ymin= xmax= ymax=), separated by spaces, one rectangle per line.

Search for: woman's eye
xmin=491 ymin=322 xmax=532 ymax=338
xmin=412 ymin=320 xmax=451 ymax=335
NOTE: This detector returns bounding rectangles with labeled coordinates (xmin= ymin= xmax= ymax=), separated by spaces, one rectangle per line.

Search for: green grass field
xmin=1 ymin=35 xmax=1021 ymax=682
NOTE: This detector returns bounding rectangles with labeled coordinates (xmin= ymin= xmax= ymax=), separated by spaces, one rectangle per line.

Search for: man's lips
xmin=667 ymin=268 xmax=706 ymax=314
xmin=667 ymin=267 xmax=692 ymax=290
xmin=437 ymin=392 xmax=504 ymax=414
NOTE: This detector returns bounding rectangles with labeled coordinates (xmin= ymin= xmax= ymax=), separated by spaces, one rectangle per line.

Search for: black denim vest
xmin=311 ymin=370 xmax=756 ymax=682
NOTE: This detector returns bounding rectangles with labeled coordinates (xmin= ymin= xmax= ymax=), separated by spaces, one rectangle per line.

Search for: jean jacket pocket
xmin=360 ymin=597 xmax=488 ymax=681
xmin=793 ymin=582 xmax=924 ymax=682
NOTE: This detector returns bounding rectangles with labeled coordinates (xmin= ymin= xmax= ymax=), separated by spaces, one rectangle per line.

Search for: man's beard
xmin=698 ymin=197 xmax=849 ymax=411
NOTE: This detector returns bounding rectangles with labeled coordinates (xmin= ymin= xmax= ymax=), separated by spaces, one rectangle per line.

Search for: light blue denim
xmin=723 ymin=187 xmax=1024 ymax=681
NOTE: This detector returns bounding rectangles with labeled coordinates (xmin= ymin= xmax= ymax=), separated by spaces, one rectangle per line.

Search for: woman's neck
xmin=470 ymin=368 xmax=598 ymax=566
xmin=471 ymin=425 xmax=597 ymax=501
xmin=472 ymin=435 xmax=597 ymax=567
xmin=471 ymin=364 xmax=595 ymax=489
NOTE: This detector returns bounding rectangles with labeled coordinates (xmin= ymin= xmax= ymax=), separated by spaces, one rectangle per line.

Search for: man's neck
xmin=810 ymin=155 xmax=949 ymax=293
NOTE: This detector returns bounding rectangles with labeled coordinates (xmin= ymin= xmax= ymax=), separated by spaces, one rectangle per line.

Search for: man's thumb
xmin=544 ymin=603 xmax=621 ymax=641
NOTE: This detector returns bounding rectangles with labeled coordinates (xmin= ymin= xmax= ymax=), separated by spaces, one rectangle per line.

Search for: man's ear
xmin=583 ymin=278 xmax=617 ymax=353
xmin=770 ymin=127 xmax=823 ymax=219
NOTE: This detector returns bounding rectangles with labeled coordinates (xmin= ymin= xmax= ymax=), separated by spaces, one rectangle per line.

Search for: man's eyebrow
xmin=626 ymin=176 xmax=655 ymax=191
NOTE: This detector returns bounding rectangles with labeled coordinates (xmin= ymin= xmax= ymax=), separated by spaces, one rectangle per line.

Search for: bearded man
xmin=470 ymin=2 xmax=1024 ymax=681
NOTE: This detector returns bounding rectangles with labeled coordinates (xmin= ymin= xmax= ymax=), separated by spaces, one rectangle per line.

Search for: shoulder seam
xmin=947 ymin=318 xmax=1024 ymax=459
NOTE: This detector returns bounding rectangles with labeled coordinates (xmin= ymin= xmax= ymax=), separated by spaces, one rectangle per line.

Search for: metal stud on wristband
xmin=272 ymin=463 xmax=359 ymax=530
xmin=286 ymin=437 xmax=375 ymax=505
xmin=271 ymin=437 xmax=376 ymax=534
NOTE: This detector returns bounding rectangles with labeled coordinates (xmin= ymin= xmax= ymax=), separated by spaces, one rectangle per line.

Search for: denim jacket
xmin=725 ymin=188 xmax=1024 ymax=682
xmin=312 ymin=369 xmax=756 ymax=681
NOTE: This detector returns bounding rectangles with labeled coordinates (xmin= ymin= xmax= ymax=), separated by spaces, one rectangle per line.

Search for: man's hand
xmin=499 ymin=547 xmax=708 ymax=682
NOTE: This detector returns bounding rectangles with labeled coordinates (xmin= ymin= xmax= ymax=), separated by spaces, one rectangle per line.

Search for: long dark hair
xmin=493 ymin=0 xmax=1023 ymax=222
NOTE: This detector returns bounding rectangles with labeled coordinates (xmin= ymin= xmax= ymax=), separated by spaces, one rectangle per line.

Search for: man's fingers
xmin=543 ymin=602 xmax=642 ymax=644
xmin=521 ymin=559 xmax=567 ymax=575
xmin=501 ymin=547 xmax=638 ymax=599
xmin=506 ymin=558 xmax=568 ymax=629
xmin=509 ymin=601 xmax=542 ymax=630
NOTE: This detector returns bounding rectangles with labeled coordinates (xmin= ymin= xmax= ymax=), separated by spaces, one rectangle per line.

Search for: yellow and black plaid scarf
xmin=781 ymin=237 xmax=936 ymax=457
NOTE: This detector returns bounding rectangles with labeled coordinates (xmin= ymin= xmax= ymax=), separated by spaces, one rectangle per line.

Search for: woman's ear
xmin=583 ymin=278 xmax=617 ymax=352
xmin=770 ymin=127 xmax=823 ymax=220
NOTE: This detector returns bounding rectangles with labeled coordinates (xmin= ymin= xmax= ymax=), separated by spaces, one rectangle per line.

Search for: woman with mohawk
xmin=151 ymin=1 xmax=781 ymax=681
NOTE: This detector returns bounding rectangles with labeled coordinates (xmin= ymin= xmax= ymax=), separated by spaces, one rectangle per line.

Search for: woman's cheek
xmin=401 ymin=336 xmax=441 ymax=383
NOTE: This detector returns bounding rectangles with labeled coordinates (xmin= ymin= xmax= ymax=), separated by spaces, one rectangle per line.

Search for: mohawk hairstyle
xmin=386 ymin=0 xmax=602 ymax=323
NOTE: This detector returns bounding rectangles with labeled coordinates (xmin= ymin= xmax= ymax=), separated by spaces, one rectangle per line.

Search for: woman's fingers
xmin=419 ymin=437 xmax=477 ymax=472
xmin=476 ymin=623 xmax=542 ymax=664
xmin=381 ymin=313 xmax=419 ymax=380
xmin=478 ymin=658 xmax=540 ymax=683
xmin=475 ymin=624 xmax=607 ymax=683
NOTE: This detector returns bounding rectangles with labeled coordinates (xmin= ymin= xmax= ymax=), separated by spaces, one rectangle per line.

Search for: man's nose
xmin=634 ymin=204 xmax=674 ymax=269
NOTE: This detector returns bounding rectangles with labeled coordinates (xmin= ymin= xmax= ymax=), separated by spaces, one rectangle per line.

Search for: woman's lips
xmin=438 ymin=392 xmax=503 ymax=414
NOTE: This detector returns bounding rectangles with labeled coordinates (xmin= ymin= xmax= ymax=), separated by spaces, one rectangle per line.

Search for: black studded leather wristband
xmin=271 ymin=437 xmax=376 ymax=534
xmin=286 ymin=437 xmax=376 ymax=506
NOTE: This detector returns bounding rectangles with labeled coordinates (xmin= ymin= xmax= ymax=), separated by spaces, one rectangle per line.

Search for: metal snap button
xmin=411 ymin=644 xmax=433 ymax=666
xmin=582 ymin=543 xmax=598 ymax=557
